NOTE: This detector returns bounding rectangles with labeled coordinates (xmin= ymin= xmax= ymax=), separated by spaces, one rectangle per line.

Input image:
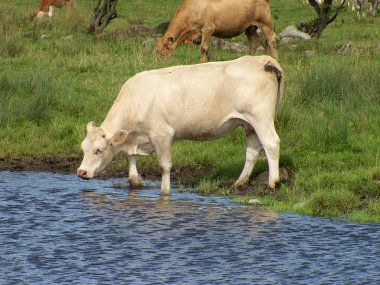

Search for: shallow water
xmin=0 ymin=171 xmax=379 ymax=285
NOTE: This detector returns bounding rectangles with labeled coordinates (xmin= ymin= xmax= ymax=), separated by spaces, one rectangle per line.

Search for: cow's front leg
xmin=200 ymin=27 xmax=214 ymax=63
xmin=127 ymin=155 xmax=142 ymax=188
xmin=233 ymin=127 xmax=262 ymax=188
xmin=261 ymin=25 xmax=278 ymax=59
xmin=152 ymin=136 xmax=173 ymax=194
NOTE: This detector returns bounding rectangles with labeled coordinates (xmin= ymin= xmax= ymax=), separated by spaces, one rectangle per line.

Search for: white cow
xmin=77 ymin=55 xmax=283 ymax=193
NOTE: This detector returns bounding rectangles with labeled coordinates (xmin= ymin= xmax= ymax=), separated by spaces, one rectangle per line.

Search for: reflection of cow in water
xmin=30 ymin=0 xmax=76 ymax=21
xmin=82 ymin=189 xmax=279 ymax=226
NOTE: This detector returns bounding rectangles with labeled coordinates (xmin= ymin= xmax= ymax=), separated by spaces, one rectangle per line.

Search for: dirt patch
xmin=0 ymin=156 xmax=81 ymax=175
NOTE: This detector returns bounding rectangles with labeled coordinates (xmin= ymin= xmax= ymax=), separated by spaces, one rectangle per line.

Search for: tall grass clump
xmin=0 ymin=71 xmax=56 ymax=126
xmin=0 ymin=37 xmax=24 ymax=58
xmin=307 ymin=189 xmax=361 ymax=216
xmin=287 ymin=57 xmax=379 ymax=153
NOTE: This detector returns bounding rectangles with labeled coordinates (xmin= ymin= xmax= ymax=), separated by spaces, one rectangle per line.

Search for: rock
xmin=228 ymin=43 xmax=248 ymax=53
xmin=61 ymin=35 xmax=73 ymax=42
xmin=288 ymin=45 xmax=298 ymax=51
xmin=212 ymin=39 xmax=248 ymax=53
xmin=279 ymin=26 xmax=311 ymax=40
xmin=257 ymin=46 xmax=266 ymax=53
xmin=373 ymin=44 xmax=380 ymax=54
xmin=279 ymin=37 xmax=294 ymax=45
xmin=293 ymin=201 xmax=306 ymax=210
xmin=303 ymin=50 xmax=317 ymax=56
xmin=337 ymin=42 xmax=354 ymax=54
xmin=127 ymin=25 xmax=151 ymax=38
xmin=255 ymin=167 xmax=289 ymax=183
xmin=142 ymin=36 xmax=156 ymax=47
xmin=248 ymin=198 xmax=263 ymax=206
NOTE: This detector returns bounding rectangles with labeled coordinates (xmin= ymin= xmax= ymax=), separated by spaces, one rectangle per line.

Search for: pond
xmin=0 ymin=171 xmax=379 ymax=284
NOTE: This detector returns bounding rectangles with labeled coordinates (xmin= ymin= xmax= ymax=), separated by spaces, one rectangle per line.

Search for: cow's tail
xmin=264 ymin=59 xmax=283 ymax=109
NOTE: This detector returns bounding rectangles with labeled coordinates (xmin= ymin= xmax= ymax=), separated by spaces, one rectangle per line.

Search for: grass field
xmin=0 ymin=0 xmax=379 ymax=222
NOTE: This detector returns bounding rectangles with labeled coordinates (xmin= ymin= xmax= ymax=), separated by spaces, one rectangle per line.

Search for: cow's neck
xmin=100 ymin=104 xmax=129 ymax=136
xmin=165 ymin=18 xmax=192 ymax=45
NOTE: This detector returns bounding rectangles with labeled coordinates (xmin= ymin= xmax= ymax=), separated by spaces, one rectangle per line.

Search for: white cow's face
xmin=77 ymin=122 xmax=128 ymax=179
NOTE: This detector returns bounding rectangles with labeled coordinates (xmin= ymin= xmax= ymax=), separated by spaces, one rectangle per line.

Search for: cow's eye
xmin=95 ymin=148 xmax=103 ymax=155
xmin=102 ymin=134 xmax=106 ymax=138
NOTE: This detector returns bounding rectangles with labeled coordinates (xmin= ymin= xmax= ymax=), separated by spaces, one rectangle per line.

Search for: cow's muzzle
xmin=77 ymin=169 xmax=90 ymax=180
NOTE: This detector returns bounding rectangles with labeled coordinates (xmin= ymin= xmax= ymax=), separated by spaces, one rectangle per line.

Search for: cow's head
xmin=77 ymin=122 xmax=128 ymax=179
xmin=155 ymin=36 xmax=176 ymax=59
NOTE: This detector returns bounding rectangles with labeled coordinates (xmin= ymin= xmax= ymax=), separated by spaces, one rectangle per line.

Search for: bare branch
xmin=89 ymin=0 xmax=118 ymax=34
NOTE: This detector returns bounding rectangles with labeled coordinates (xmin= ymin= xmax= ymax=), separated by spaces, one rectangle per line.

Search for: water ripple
xmin=0 ymin=171 xmax=379 ymax=285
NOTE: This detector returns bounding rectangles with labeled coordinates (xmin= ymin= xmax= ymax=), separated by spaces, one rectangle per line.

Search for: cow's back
xmin=177 ymin=0 xmax=272 ymax=28
xmin=111 ymin=56 xmax=280 ymax=140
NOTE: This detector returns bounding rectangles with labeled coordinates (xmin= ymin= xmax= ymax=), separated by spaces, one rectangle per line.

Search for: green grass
xmin=0 ymin=0 xmax=379 ymax=222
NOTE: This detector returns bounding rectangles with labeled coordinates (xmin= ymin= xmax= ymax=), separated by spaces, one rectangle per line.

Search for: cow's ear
xmin=86 ymin=121 xmax=97 ymax=133
xmin=111 ymin=130 xmax=129 ymax=146
xmin=166 ymin=36 xmax=175 ymax=47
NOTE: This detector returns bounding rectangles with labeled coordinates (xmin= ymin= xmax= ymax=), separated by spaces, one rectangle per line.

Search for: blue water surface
xmin=0 ymin=171 xmax=379 ymax=285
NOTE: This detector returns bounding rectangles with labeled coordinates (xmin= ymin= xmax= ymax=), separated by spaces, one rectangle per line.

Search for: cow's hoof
xmin=267 ymin=180 xmax=281 ymax=190
xmin=128 ymin=176 xmax=143 ymax=189
xmin=160 ymin=189 xmax=171 ymax=195
xmin=232 ymin=178 xmax=249 ymax=189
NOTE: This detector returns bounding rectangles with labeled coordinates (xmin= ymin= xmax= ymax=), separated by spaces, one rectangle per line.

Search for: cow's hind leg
xmin=232 ymin=126 xmax=262 ymax=188
xmin=246 ymin=118 xmax=280 ymax=189
xmin=245 ymin=25 xmax=260 ymax=55
xmin=127 ymin=155 xmax=142 ymax=188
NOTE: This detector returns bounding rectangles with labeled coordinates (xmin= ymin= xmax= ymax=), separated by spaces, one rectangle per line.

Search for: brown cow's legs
xmin=261 ymin=25 xmax=278 ymax=59
xmin=200 ymin=28 xmax=214 ymax=63
xmin=245 ymin=26 xmax=260 ymax=55
xmin=48 ymin=5 xmax=55 ymax=17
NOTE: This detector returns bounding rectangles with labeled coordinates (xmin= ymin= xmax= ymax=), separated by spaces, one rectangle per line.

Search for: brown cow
xmin=30 ymin=0 xmax=75 ymax=21
xmin=156 ymin=0 xmax=278 ymax=62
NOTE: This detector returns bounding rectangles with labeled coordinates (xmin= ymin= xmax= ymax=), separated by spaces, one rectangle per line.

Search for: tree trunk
xmin=297 ymin=0 xmax=347 ymax=39
xmin=88 ymin=0 xmax=118 ymax=34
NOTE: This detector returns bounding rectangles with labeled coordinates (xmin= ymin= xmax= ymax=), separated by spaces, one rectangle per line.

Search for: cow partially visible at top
xmin=156 ymin=0 xmax=278 ymax=62
xmin=30 ymin=0 xmax=76 ymax=21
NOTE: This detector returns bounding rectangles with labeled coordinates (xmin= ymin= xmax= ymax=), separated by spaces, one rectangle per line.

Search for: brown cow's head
xmin=155 ymin=36 xmax=176 ymax=59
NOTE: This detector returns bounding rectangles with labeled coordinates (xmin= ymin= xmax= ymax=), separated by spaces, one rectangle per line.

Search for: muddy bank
xmin=0 ymin=156 xmax=279 ymax=196
xmin=0 ymin=156 xmax=211 ymax=183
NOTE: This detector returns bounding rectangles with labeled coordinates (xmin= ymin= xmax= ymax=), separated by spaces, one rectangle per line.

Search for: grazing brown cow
xmin=156 ymin=0 xmax=278 ymax=62
xmin=31 ymin=0 xmax=76 ymax=20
